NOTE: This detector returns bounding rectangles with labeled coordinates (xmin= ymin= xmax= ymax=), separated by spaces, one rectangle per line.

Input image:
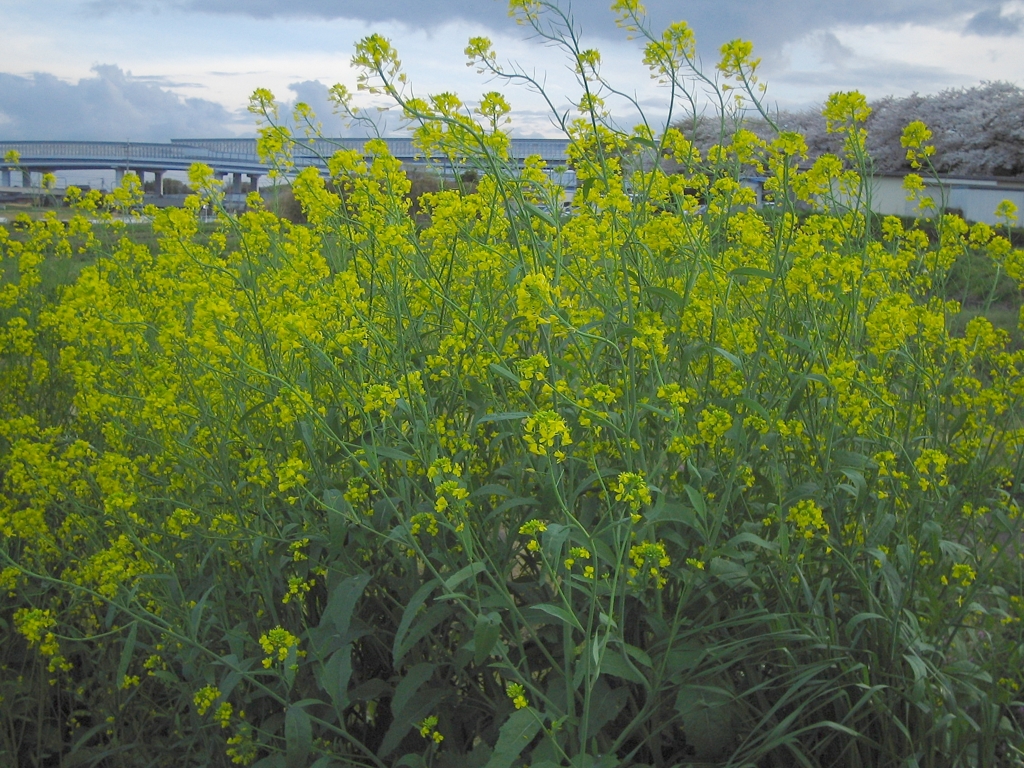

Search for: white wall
xmin=870 ymin=176 xmax=1024 ymax=225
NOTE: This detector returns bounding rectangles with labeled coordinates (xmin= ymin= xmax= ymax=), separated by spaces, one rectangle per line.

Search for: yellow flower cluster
xmin=258 ymin=626 xmax=304 ymax=668
xmin=523 ymin=410 xmax=573 ymax=459
xmin=564 ymin=546 xmax=595 ymax=579
xmin=519 ymin=519 xmax=548 ymax=552
xmin=419 ymin=715 xmax=444 ymax=743
xmin=2 ymin=41 xmax=1023 ymax=761
xmin=614 ymin=471 xmax=652 ymax=520
xmin=505 ymin=681 xmax=529 ymax=709
xmin=786 ymin=499 xmax=829 ymax=540
xmin=194 ymin=684 xmax=221 ymax=716
xmin=628 ymin=540 xmax=671 ymax=589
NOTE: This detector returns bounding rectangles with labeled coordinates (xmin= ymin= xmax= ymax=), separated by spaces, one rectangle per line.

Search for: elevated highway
xmin=0 ymin=137 xmax=571 ymax=195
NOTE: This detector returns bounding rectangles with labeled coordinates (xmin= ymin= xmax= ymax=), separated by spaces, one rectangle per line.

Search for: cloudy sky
xmin=2 ymin=0 xmax=1023 ymax=145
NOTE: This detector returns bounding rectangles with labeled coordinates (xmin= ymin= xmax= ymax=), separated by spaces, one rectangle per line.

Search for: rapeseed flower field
xmin=3 ymin=2 xmax=1024 ymax=765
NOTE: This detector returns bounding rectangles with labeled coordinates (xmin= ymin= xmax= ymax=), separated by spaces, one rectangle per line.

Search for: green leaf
xmin=663 ymin=643 xmax=705 ymax=679
xmin=474 ymin=411 xmax=530 ymax=427
xmin=116 ymin=621 xmax=137 ymax=687
xmin=737 ymin=396 xmax=770 ymax=422
xmin=319 ymin=573 xmax=370 ymax=639
xmin=368 ymin=445 xmax=415 ymax=462
xmin=571 ymin=758 xmax=618 ymax=768
xmin=710 ymin=558 xmax=751 ymax=588
xmin=781 ymin=333 xmax=813 ymax=353
xmin=728 ymin=266 xmax=774 ymax=280
xmin=645 ymin=285 xmax=688 ymax=312
xmin=393 ymin=579 xmax=439 ymax=665
xmin=904 ymin=653 xmax=929 ymax=683
xmin=630 ymin=135 xmax=660 ymax=150
xmin=395 ymin=603 xmax=453 ymax=664
xmin=846 ymin=612 xmax=885 ymax=639
xmin=832 ymin=449 xmax=871 ymax=469
xmin=444 ymin=562 xmax=487 ymax=592
xmin=675 ymin=685 xmax=735 ymax=760
xmin=584 ymin=681 xmax=629 ymax=738
xmin=541 ymin=522 xmax=570 ymax=555
xmin=524 ymin=202 xmax=557 ymax=227
xmin=784 ymin=375 xmax=809 ymax=416
xmin=493 ymin=496 xmax=539 ymax=516
xmin=483 ymin=709 xmax=542 ymax=768
xmin=391 ymin=662 xmax=435 ymax=722
xmin=323 ymin=489 xmax=348 ymax=551
xmin=623 ymin=643 xmax=653 ymax=668
xmin=839 ymin=468 xmax=867 ymax=500
xmin=471 ymin=483 xmax=512 ymax=499
xmin=319 ymin=645 xmax=353 ymax=710
xmin=728 ymin=531 xmax=779 ymax=551
xmin=219 ymin=658 xmax=255 ymax=702
xmin=348 ymin=678 xmax=388 ymax=703
xmin=868 ymin=514 xmax=896 ymax=547
xmin=285 ymin=705 xmax=312 ymax=768
xmin=649 ymin=500 xmax=697 ymax=528
xmin=488 ymin=363 xmax=521 ymax=385
xmin=712 ymin=346 xmax=743 ymax=370
xmin=600 ymin=651 xmax=645 ymax=684
xmin=569 ymin=468 xmax=621 ymax=506
xmin=310 ymin=758 xmax=346 ymax=768
xmin=379 ymin=685 xmax=446 ymax=758
xmin=683 ymin=484 xmax=707 ymax=517
xmin=187 ymin=586 xmax=216 ymax=642
xmin=474 ymin=612 xmax=502 ymax=665
xmin=525 ymin=603 xmax=583 ymax=631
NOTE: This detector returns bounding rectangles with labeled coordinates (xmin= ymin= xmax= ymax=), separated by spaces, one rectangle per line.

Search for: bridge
xmin=0 ymin=137 xmax=572 ymax=196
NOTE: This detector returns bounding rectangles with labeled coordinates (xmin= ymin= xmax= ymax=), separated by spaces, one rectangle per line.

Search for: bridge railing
xmin=0 ymin=137 xmax=571 ymax=174
xmin=0 ymin=141 xmax=220 ymax=162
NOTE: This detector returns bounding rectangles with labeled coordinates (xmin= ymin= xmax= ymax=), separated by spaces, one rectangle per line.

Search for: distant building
xmin=871 ymin=173 xmax=1024 ymax=225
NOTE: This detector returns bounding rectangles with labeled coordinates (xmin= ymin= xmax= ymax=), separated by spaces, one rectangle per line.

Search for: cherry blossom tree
xmin=672 ymin=81 xmax=1024 ymax=177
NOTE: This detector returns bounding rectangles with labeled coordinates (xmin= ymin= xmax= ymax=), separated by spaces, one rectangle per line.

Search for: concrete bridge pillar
xmin=22 ymin=170 xmax=32 ymax=187
xmin=2 ymin=169 xmax=9 ymax=187
xmin=231 ymin=172 xmax=242 ymax=194
xmin=135 ymin=169 xmax=145 ymax=189
xmin=249 ymin=173 xmax=261 ymax=193
xmin=116 ymin=168 xmax=125 ymax=186
xmin=154 ymin=170 xmax=165 ymax=197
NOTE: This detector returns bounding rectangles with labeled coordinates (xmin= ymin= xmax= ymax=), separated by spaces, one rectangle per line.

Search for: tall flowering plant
xmin=2 ymin=2 xmax=1024 ymax=766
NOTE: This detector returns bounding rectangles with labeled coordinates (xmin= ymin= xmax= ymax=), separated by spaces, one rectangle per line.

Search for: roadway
xmin=0 ymin=137 xmax=572 ymax=194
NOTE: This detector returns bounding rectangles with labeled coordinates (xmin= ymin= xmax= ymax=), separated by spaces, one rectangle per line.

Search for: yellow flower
xmin=614 ymin=471 xmax=651 ymax=513
xmin=523 ymin=410 xmax=573 ymax=457
xmin=419 ymin=715 xmax=444 ymax=743
xmin=786 ymin=499 xmax=829 ymax=540
xmin=194 ymin=685 xmax=221 ymax=716
xmin=629 ymin=540 xmax=671 ymax=588
xmin=914 ymin=449 xmax=948 ymax=491
xmin=995 ymin=199 xmax=1018 ymax=226
xmin=258 ymin=626 xmax=304 ymax=668
xmin=516 ymin=272 xmax=558 ymax=327
xmin=951 ymin=563 xmax=976 ymax=587
xmin=519 ymin=518 xmax=547 ymax=552
xmin=900 ymin=121 xmax=935 ymax=168
xmin=506 ymin=681 xmax=529 ymax=709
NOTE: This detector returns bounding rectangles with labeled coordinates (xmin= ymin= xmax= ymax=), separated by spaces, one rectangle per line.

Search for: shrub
xmin=3 ymin=3 xmax=1024 ymax=767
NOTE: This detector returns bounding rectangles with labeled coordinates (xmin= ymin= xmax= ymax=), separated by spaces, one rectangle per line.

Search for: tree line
xmin=674 ymin=81 xmax=1024 ymax=177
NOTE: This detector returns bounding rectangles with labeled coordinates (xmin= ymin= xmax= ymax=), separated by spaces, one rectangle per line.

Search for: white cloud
xmin=0 ymin=0 xmax=1021 ymax=139
xmin=0 ymin=65 xmax=243 ymax=141
xmin=763 ymin=17 xmax=1024 ymax=109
